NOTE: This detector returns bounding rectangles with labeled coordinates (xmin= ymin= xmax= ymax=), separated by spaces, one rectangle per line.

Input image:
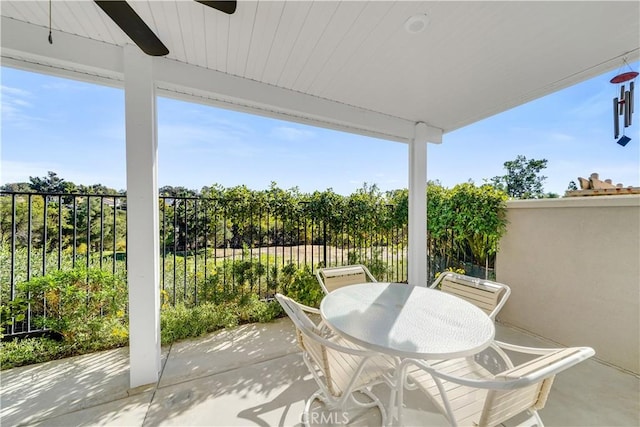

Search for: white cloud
xmin=159 ymin=123 xmax=216 ymax=145
xmin=1 ymin=85 xmax=35 ymax=126
xmin=159 ymin=121 xmax=251 ymax=147
xmin=270 ymin=126 xmax=315 ymax=141
xmin=1 ymin=85 xmax=31 ymax=97
xmin=158 ymin=122 xmax=264 ymax=160
xmin=568 ymin=88 xmax=611 ymax=119
xmin=548 ymin=132 xmax=575 ymax=142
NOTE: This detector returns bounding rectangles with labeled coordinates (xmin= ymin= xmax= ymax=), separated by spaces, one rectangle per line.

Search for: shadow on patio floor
xmin=1 ymin=318 xmax=638 ymax=426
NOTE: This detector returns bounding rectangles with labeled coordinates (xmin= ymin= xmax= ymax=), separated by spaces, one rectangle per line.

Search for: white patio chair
xmin=315 ymin=264 xmax=377 ymax=294
xmin=429 ymin=272 xmax=511 ymax=320
xmin=275 ymin=293 xmax=394 ymax=426
xmin=398 ymin=341 xmax=595 ymax=427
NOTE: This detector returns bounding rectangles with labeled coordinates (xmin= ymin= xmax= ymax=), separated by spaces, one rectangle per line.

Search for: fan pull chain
xmin=48 ymin=0 xmax=53 ymax=44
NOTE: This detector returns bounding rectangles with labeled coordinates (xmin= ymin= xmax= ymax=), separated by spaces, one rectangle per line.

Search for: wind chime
xmin=611 ymin=65 xmax=637 ymax=147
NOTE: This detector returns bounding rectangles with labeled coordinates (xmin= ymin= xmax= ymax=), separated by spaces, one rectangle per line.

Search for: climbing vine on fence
xmin=424 ymin=181 xmax=508 ymax=267
xmin=1 ymin=181 xmax=507 ymax=266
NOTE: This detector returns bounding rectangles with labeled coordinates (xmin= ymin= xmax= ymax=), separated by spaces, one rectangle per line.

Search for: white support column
xmin=408 ymin=122 xmax=442 ymax=287
xmin=124 ymin=45 xmax=161 ymax=388
xmin=408 ymin=123 xmax=428 ymax=286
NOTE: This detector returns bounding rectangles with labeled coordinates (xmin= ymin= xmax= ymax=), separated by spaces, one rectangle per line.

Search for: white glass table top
xmin=320 ymin=282 xmax=495 ymax=359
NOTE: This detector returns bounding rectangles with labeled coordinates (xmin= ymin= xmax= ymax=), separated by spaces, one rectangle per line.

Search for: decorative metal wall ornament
xmin=610 ymin=63 xmax=637 ymax=146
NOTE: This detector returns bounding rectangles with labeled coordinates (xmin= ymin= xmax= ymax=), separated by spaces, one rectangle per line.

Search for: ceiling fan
xmin=94 ymin=1 xmax=237 ymax=57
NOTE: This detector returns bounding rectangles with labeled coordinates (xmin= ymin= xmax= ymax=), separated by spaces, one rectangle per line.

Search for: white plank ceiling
xmin=1 ymin=0 xmax=639 ymax=142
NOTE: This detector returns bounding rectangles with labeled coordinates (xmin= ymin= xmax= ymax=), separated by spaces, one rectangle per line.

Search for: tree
xmin=29 ymin=171 xmax=74 ymax=194
xmin=159 ymin=186 xmax=198 ymax=197
xmin=0 ymin=182 xmax=32 ymax=192
xmin=491 ymin=155 xmax=548 ymax=199
xmin=76 ymin=184 xmax=116 ymax=195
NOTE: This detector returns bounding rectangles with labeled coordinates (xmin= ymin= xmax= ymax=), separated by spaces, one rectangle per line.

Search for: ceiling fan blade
xmin=195 ymin=1 xmax=237 ymax=15
xmin=95 ymin=1 xmax=169 ymax=56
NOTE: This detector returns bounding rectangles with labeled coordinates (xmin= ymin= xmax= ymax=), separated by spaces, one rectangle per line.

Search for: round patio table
xmin=320 ymin=282 xmax=495 ymax=359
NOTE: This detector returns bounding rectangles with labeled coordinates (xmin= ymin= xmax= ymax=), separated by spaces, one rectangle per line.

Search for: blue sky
xmin=1 ymin=63 xmax=639 ymax=195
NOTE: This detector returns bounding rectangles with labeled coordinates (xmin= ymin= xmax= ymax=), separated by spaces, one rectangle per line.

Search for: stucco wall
xmin=496 ymin=195 xmax=640 ymax=374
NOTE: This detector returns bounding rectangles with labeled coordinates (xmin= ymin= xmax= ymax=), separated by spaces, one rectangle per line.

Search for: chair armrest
xmin=488 ymin=285 xmax=511 ymax=320
xmin=494 ymin=340 xmax=565 ymax=355
xmin=429 ymin=271 xmax=452 ymax=289
xmin=494 ymin=347 xmax=595 ymax=385
xmin=299 ymin=323 xmax=389 ymax=358
xmin=297 ymin=302 xmax=320 ymax=315
xmin=402 ymin=346 xmax=595 ymax=390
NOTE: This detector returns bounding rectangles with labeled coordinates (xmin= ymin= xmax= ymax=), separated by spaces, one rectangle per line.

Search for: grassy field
xmin=1 ymin=244 xmax=408 ymax=305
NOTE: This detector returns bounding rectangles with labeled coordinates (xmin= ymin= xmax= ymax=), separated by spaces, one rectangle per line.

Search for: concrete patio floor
xmin=1 ymin=317 xmax=638 ymax=427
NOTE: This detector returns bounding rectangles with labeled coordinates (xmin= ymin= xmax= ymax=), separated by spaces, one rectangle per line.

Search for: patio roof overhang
xmin=2 ymin=1 xmax=639 ymax=388
xmin=2 ymin=1 xmax=639 ymax=142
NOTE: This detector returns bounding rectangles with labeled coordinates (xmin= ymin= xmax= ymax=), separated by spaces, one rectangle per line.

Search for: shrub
xmin=76 ymin=243 xmax=88 ymax=255
xmin=236 ymin=294 xmax=282 ymax=323
xmin=283 ymin=265 xmax=323 ymax=308
xmin=160 ymin=302 xmax=238 ymax=345
xmin=1 ymin=337 xmax=70 ymax=370
xmin=160 ymin=295 xmax=282 ymax=346
xmin=347 ymin=249 xmax=388 ymax=281
xmin=18 ymin=268 xmax=128 ymax=343
xmin=0 ymin=297 xmax=28 ymax=339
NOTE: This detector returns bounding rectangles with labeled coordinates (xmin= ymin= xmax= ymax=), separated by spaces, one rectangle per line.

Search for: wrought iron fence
xmin=1 ymin=191 xmax=414 ymax=337
xmin=1 ymin=190 xmax=495 ymax=338
xmin=156 ymin=196 xmax=409 ymax=306
xmin=0 ymin=192 xmax=128 ymax=337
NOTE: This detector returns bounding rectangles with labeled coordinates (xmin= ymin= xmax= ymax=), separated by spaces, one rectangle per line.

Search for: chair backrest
xmin=406 ymin=342 xmax=594 ymax=427
xmin=274 ymin=293 xmax=319 ymax=351
xmin=477 ymin=347 xmax=594 ymax=427
xmin=431 ymin=272 xmax=511 ymax=320
xmin=274 ymin=293 xmax=366 ymax=397
xmin=316 ymin=264 xmax=377 ymax=294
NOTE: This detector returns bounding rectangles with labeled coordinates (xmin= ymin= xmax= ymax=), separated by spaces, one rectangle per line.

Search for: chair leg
xmin=303 ymin=390 xmax=324 ymax=427
xmin=386 ymin=386 xmax=396 ymax=427
xmin=515 ymin=410 xmax=544 ymax=427
xmin=395 ymin=362 xmax=415 ymax=426
xmin=304 ymin=388 xmax=387 ymax=426
xmin=353 ymin=388 xmax=387 ymax=426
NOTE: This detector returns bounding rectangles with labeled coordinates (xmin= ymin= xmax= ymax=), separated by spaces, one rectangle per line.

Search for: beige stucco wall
xmin=496 ymin=195 xmax=640 ymax=374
